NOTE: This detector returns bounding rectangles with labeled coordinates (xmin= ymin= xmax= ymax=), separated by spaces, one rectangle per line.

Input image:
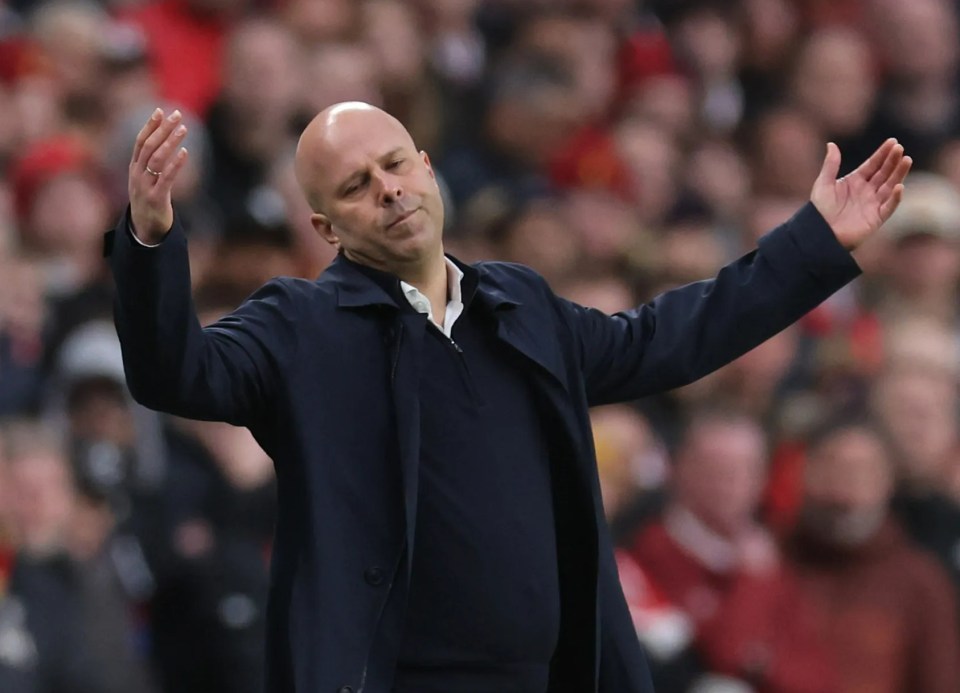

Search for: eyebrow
xmin=335 ymin=147 xmax=407 ymax=197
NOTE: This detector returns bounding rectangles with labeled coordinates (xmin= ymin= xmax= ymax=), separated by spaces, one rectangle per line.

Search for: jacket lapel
xmin=473 ymin=287 xmax=570 ymax=396
xmin=388 ymin=311 xmax=427 ymax=579
xmin=325 ymin=255 xmax=426 ymax=579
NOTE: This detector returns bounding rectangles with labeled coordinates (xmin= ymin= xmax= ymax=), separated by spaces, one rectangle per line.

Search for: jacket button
xmin=364 ymin=566 xmax=386 ymax=586
xmin=337 ymin=687 xmax=353 ymax=693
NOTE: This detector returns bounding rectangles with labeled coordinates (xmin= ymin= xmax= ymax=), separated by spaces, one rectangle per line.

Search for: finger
xmin=132 ymin=108 xmax=164 ymax=164
xmin=856 ymin=138 xmax=896 ymax=181
xmin=893 ymin=155 xmax=913 ymax=186
xmin=145 ymin=123 xmax=188 ymax=179
xmin=156 ymin=147 xmax=189 ymax=195
xmin=876 ymin=156 xmax=913 ymax=200
xmin=815 ymin=142 xmax=842 ymax=187
xmin=879 ymin=183 xmax=905 ymax=221
xmin=868 ymin=143 xmax=904 ymax=187
xmin=137 ymin=110 xmax=183 ymax=173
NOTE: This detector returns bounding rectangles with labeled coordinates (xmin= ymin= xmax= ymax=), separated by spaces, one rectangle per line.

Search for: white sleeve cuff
xmin=129 ymin=221 xmax=162 ymax=248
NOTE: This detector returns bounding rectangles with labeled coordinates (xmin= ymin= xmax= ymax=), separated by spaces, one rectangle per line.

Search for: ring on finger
xmin=145 ymin=165 xmax=162 ymax=177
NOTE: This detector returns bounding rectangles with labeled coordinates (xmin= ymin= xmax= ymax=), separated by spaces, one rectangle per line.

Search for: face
xmin=223 ymin=21 xmax=302 ymax=118
xmin=592 ymin=405 xmax=663 ymax=520
xmin=791 ymin=28 xmax=877 ymax=136
xmin=28 ymin=174 xmax=111 ymax=253
xmin=872 ymin=368 xmax=958 ymax=484
xmin=299 ymin=106 xmax=445 ymax=274
xmin=674 ymin=419 xmax=767 ymax=536
xmin=801 ymin=427 xmax=891 ymax=545
xmin=886 ymin=234 xmax=960 ymax=299
xmin=752 ymin=109 xmax=823 ymax=197
xmin=304 ymin=43 xmax=383 ymax=115
xmin=8 ymin=450 xmax=74 ymax=555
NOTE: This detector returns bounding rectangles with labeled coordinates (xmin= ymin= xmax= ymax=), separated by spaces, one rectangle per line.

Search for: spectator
xmin=591 ymin=404 xmax=669 ymax=543
xmin=119 ymin=0 xmax=249 ymax=117
xmin=144 ymin=288 xmax=275 ymax=693
xmin=205 ymin=17 xmax=303 ymax=229
xmin=873 ymin=172 xmax=960 ymax=328
xmin=864 ymin=0 xmax=960 ymax=168
xmin=0 ymin=254 xmax=45 ymax=416
xmin=1 ymin=419 xmax=151 ymax=693
xmin=786 ymin=417 xmax=960 ymax=692
xmin=630 ymin=411 xmax=835 ymax=693
xmin=787 ymin=27 xmax=879 ymax=170
xmin=869 ymin=326 xmax=960 ymax=597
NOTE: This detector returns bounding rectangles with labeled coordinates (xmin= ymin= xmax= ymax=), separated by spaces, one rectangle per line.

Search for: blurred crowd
xmin=1 ymin=0 xmax=960 ymax=691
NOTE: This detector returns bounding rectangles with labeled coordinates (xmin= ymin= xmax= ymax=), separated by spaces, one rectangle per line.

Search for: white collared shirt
xmin=400 ymin=258 xmax=464 ymax=339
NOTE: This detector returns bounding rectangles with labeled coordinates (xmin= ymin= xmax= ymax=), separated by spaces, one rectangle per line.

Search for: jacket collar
xmin=322 ymin=252 xmax=521 ymax=313
xmin=323 ymin=253 xmax=404 ymax=309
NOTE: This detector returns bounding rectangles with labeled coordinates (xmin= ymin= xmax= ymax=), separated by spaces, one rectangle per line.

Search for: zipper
xmin=390 ymin=323 xmax=404 ymax=383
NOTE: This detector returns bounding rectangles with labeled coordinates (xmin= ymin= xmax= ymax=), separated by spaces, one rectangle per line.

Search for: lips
xmin=387 ymin=208 xmax=418 ymax=229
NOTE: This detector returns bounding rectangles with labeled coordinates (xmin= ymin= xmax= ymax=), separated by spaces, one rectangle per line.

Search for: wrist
xmin=128 ymin=220 xmax=168 ymax=247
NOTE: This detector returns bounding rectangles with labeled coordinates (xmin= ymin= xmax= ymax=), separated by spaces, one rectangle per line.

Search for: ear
xmin=421 ymin=150 xmax=436 ymax=181
xmin=311 ymin=213 xmax=340 ymax=250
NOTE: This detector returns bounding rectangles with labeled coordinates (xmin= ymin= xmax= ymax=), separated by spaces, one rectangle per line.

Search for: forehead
xmin=811 ymin=430 xmax=886 ymax=472
xmin=314 ymin=114 xmax=415 ymax=183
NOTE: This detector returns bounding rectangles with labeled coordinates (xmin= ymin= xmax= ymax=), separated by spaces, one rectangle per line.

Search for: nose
xmin=378 ymin=174 xmax=403 ymax=206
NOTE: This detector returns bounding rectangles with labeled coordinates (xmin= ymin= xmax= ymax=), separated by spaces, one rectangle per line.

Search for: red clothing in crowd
xmin=630 ymin=511 xmax=837 ymax=693
xmin=118 ymin=0 xmax=232 ymax=117
xmin=787 ymin=518 xmax=960 ymax=693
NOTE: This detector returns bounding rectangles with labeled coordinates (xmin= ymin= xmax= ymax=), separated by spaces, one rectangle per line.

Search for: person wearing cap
xmin=105 ymin=103 xmax=910 ymax=693
xmin=876 ymin=172 xmax=960 ymax=326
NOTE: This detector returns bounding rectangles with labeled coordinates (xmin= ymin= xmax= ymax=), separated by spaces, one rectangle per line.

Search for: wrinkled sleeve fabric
xmin=106 ymin=210 xmax=300 ymax=427
xmin=560 ymin=203 xmax=861 ymax=406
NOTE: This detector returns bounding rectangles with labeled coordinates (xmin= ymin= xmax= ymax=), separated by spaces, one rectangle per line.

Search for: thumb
xmin=816 ymin=142 xmax=842 ymax=187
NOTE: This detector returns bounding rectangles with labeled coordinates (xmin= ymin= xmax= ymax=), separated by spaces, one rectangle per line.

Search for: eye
xmin=343 ymin=179 xmax=367 ymax=197
xmin=386 ymin=159 xmax=404 ymax=170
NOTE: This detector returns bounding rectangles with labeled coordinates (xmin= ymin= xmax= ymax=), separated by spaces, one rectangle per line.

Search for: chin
xmin=394 ymin=220 xmax=440 ymax=254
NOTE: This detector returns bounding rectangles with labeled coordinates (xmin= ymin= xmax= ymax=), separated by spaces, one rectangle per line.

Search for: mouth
xmin=387 ymin=208 xmax=419 ymax=229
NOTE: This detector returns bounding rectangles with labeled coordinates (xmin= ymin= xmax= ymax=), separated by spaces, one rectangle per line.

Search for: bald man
xmin=106 ymin=102 xmax=910 ymax=693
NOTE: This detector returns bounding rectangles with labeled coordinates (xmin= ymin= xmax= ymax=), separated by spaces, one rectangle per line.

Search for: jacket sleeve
xmin=561 ymin=203 xmax=861 ymax=406
xmin=106 ymin=210 xmax=300 ymax=427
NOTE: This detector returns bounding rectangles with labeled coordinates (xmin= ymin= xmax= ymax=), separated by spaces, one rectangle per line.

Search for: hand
xmin=810 ymin=138 xmax=912 ymax=250
xmin=128 ymin=108 xmax=190 ymax=244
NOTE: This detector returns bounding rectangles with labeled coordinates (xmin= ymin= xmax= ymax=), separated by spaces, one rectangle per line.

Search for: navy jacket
xmin=106 ymin=203 xmax=860 ymax=693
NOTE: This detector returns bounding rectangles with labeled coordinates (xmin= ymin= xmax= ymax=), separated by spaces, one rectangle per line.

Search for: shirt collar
xmin=400 ymin=257 xmax=463 ymax=322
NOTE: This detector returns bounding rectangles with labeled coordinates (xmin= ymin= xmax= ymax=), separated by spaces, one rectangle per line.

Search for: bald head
xmin=291 ymin=101 xmax=445 ymax=276
xmin=294 ymin=102 xmax=416 ymax=213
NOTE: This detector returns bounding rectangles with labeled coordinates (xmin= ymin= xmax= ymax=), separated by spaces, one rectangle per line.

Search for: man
xmin=106 ymin=102 xmax=909 ymax=692
xmin=786 ymin=418 xmax=960 ymax=692
xmin=629 ymin=412 xmax=835 ymax=692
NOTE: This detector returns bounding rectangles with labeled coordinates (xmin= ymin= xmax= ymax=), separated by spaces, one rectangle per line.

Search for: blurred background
xmin=0 ymin=0 xmax=960 ymax=691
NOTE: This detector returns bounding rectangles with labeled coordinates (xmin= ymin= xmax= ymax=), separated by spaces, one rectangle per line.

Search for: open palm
xmin=810 ymin=138 xmax=912 ymax=250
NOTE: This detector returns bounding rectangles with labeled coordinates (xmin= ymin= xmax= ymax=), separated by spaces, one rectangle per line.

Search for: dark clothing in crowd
xmin=0 ymin=331 xmax=44 ymax=416
xmin=107 ymin=202 xmax=859 ymax=692
xmin=0 ymin=554 xmax=89 ymax=693
xmin=148 ymin=428 xmax=274 ymax=693
xmin=0 ymin=552 xmax=151 ymax=693
xmin=891 ymin=489 xmax=960 ymax=597
xmin=787 ymin=518 xmax=960 ymax=693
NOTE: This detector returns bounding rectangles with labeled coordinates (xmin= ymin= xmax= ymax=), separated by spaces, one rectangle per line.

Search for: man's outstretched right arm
xmin=107 ymin=108 xmax=298 ymax=427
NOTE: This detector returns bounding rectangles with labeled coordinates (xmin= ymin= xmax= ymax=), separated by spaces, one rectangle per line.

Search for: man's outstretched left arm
xmin=566 ymin=139 xmax=911 ymax=406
